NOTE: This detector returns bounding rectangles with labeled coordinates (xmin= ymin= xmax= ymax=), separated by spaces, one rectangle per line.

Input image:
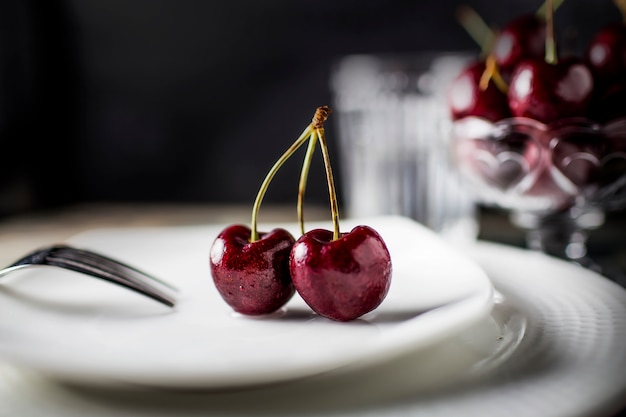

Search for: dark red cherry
xmin=507 ymin=58 xmax=594 ymax=124
xmin=447 ymin=60 xmax=511 ymax=122
xmin=586 ymin=23 xmax=626 ymax=85
xmin=492 ymin=14 xmax=547 ymax=77
xmin=210 ymin=225 xmax=296 ymax=315
xmin=289 ymin=226 xmax=392 ymax=322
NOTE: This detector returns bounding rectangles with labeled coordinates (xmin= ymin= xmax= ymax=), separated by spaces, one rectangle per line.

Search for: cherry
xmin=586 ymin=0 xmax=626 ymax=87
xmin=586 ymin=23 xmax=626 ymax=85
xmin=209 ymin=107 xmax=326 ymax=316
xmin=507 ymin=57 xmax=594 ymax=123
xmin=289 ymin=107 xmax=392 ymax=322
xmin=492 ymin=14 xmax=547 ymax=78
xmin=585 ymin=1 xmax=626 ymax=123
xmin=491 ymin=0 xmax=570 ymax=79
xmin=507 ymin=0 xmax=593 ymax=124
xmin=455 ymin=3 xmax=562 ymax=79
xmin=290 ymin=227 xmax=392 ymax=322
xmin=447 ymin=59 xmax=511 ymax=122
xmin=210 ymin=226 xmax=295 ymax=315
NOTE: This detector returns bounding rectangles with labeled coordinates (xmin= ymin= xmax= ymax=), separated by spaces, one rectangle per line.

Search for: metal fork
xmin=0 ymin=245 xmax=178 ymax=307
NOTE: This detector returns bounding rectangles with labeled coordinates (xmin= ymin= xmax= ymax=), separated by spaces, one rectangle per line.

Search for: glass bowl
xmin=452 ymin=116 xmax=626 ymax=266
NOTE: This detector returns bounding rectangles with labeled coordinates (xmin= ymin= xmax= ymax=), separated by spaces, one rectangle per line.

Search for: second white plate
xmin=0 ymin=216 xmax=493 ymax=388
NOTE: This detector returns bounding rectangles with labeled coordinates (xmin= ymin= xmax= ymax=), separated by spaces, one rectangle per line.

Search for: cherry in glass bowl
xmin=452 ymin=115 xmax=626 ymax=267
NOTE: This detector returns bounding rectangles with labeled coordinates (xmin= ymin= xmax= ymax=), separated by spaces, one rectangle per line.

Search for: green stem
xmin=316 ymin=128 xmax=341 ymax=241
xmin=297 ymin=132 xmax=318 ymax=236
xmin=536 ymin=0 xmax=565 ymax=19
xmin=250 ymin=125 xmax=313 ymax=242
xmin=457 ymin=1 xmax=566 ymax=55
xmin=544 ymin=0 xmax=558 ymax=65
xmin=479 ymin=55 xmax=509 ymax=93
xmin=455 ymin=5 xmax=495 ymax=55
xmin=615 ymin=0 xmax=626 ymax=23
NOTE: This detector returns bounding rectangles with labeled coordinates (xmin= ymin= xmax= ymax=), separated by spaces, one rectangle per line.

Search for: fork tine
xmin=52 ymin=255 xmax=177 ymax=307
xmin=50 ymin=246 xmax=178 ymax=306
xmin=44 ymin=253 xmax=177 ymax=307
xmin=5 ymin=245 xmax=177 ymax=308
xmin=51 ymin=246 xmax=178 ymax=292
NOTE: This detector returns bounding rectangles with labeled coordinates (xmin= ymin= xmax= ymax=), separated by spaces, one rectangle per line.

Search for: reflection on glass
xmin=453 ymin=115 xmax=626 ymax=268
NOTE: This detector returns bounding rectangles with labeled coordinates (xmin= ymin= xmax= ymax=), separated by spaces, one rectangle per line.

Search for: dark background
xmin=0 ymin=0 xmax=621 ymax=216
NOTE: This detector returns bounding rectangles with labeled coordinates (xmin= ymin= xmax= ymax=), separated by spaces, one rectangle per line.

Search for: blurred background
xmin=0 ymin=0 xmax=621 ymax=216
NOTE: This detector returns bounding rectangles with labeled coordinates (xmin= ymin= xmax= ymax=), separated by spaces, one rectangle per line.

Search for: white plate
xmin=0 ymin=216 xmax=493 ymax=388
xmin=1 ymin=241 xmax=625 ymax=417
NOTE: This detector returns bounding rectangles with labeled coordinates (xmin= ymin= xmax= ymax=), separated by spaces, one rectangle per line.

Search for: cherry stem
xmin=456 ymin=1 xmax=565 ymax=53
xmin=545 ymin=0 xmax=558 ymax=65
xmin=479 ymin=55 xmax=509 ymax=93
xmin=615 ymin=0 xmax=626 ymax=23
xmin=297 ymin=131 xmax=318 ymax=236
xmin=250 ymin=124 xmax=313 ymax=242
xmin=316 ymin=127 xmax=341 ymax=241
xmin=536 ymin=0 xmax=565 ymax=19
xmin=455 ymin=5 xmax=495 ymax=55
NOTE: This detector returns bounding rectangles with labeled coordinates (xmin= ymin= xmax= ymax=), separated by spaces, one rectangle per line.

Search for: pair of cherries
xmin=449 ymin=0 xmax=626 ymax=125
xmin=209 ymin=107 xmax=392 ymax=322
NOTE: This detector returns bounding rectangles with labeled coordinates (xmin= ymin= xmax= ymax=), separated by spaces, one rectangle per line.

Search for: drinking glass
xmin=330 ymin=53 xmax=478 ymax=243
